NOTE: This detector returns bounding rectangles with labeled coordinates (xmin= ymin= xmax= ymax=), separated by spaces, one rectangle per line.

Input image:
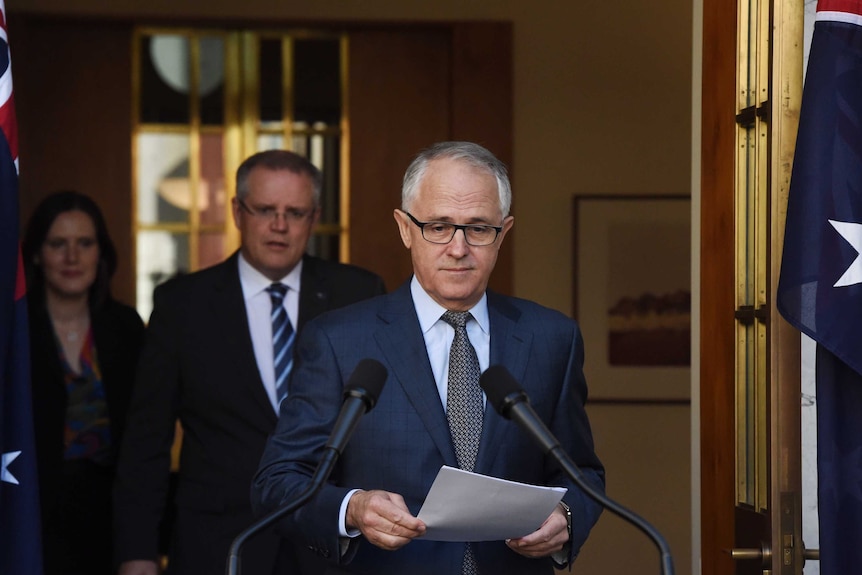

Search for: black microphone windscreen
xmin=344 ymin=358 xmax=388 ymax=406
xmin=479 ymin=365 xmax=523 ymax=414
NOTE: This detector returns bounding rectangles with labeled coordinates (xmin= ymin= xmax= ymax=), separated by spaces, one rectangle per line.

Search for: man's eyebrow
xmin=426 ymin=215 xmax=496 ymax=224
xmin=250 ymin=201 xmax=310 ymax=210
xmin=248 ymin=200 xmax=276 ymax=208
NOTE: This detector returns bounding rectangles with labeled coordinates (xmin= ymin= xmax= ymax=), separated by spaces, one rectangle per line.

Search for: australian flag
xmin=0 ymin=1 xmax=44 ymax=573
xmin=776 ymin=1 xmax=862 ymax=573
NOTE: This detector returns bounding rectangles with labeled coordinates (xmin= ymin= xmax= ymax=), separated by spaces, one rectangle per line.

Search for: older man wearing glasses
xmin=114 ymin=150 xmax=385 ymax=575
xmin=252 ymin=141 xmax=606 ymax=575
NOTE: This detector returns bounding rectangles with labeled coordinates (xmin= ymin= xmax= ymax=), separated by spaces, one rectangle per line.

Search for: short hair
xmin=401 ymin=141 xmax=512 ymax=217
xmin=235 ymin=150 xmax=323 ymax=206
xmin=22 ymin=190 xmax=118 ymax=309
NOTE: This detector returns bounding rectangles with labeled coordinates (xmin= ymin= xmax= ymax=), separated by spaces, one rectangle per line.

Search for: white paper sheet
xmin=416 ymin=465 xmax=567 ymax=542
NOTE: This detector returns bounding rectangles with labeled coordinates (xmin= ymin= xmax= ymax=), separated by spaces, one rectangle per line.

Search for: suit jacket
xmin=30 ymin=297 xmax=145 ymax=516
xmin=113 ymin=253 xmax=386 ymax=574
xmin=29 ymin=296 xmax=145 ymax=574
xmin=252 ymin=281 xmax=605 ymax=575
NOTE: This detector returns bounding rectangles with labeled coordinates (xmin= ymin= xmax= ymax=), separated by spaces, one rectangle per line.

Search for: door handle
xmin=728 ymin=541 xmax=771 ymax=569
xmin=730 ymin=543 xmax=819 ymax=568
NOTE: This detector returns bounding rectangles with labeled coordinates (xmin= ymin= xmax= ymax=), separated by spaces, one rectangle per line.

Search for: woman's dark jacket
xmin=28 ymin=297 xmax=145 ymax=520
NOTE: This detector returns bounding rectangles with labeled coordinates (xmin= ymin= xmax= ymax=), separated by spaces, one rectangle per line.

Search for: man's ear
xmin=394 ymin=209 xmax=412 ymax=249
xmin=497 ymin=215 xmax=515 ymax=245
xmin=231 ymin=197 xmax=241 ymax=229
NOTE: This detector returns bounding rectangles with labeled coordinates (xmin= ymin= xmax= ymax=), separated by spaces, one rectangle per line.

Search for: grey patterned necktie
xmin=442 ymin=310 xmax=483 ymax=575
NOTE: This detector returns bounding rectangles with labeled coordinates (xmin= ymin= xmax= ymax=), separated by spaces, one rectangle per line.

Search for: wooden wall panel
xmin=347 ymin=28 xmax=451 ymax=292
xmin=12 ymin=16 xmax=135 ymax=305
xmin=349 ymin=23 xmax=514 ymax=295
xmin=450 ymin=22 xmax=513 ymax=295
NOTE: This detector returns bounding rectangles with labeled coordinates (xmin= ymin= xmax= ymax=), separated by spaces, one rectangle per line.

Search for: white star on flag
xmin=1 ymin=450 xmax=21 ymax=485
xmin=829 ymin=219 xmax=862 ymax=288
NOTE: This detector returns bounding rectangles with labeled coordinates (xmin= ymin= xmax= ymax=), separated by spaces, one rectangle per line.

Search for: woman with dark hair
xmin=22 ymin=190 xmax=144 ymax=575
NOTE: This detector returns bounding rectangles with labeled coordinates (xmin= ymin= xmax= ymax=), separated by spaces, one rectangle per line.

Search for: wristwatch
xmin=558 ymin=500 xmax=573 ymax=554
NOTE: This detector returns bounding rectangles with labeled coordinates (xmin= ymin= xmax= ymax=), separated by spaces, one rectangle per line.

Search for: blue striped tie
xmin=267 ymin=283 xmax=295 ymax=404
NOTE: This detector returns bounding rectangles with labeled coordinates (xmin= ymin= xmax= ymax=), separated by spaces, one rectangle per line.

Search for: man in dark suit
xmin=252 ymin=141 xmax=605 ymax=574
xmin=113 ymin=150 xmax=386 ymax=575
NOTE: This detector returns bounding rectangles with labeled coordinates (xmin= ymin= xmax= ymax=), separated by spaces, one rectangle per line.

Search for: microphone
xmin=324 ymin=360 xmax=387 ymax=455
xmin=226 ymin=358 xmax=388 ymax=575
xmin=479 ymin=365 xmax=675 ymax=575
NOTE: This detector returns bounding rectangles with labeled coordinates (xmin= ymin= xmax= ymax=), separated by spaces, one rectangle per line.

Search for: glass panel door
xmin=133 ymin=28 xmax=347 ymax=317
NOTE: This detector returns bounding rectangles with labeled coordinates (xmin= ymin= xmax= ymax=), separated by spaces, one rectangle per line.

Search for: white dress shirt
xmin=409 ymin=275 xmax=490 ymax=409
xmin=238 ymin=253 xmax=303 ymax=412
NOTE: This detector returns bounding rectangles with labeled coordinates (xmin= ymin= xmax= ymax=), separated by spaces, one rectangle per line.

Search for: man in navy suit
xmin=252 ymin=141 xmax=605 ymax=575
xmin=113 ymin=150 xmax=385 ymax=575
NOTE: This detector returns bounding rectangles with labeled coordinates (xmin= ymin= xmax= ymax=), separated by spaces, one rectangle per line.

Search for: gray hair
xmin=235 ymin=149 xmax=322 ymax=206
xmin=401 ymin=141 xmax=511 ymax=217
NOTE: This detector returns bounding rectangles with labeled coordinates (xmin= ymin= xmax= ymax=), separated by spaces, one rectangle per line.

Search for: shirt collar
xmin=238 ymin=252 xmax=304 ymax=296
xmin=410 ymin=275 xmax=489 ymax=335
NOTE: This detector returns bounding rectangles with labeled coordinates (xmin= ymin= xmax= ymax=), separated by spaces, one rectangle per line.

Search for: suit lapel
xmin=372 ymin=288 xmax=535 ymax=471
xmin=375 ymin=284 xmax=459 ymax=467
xmin=209 ymin=254 xmax=278 ymax=425
xmin=486 ymin=292 xmax=532 ymax=383
xmin=475 ymin=292 xmax=532 ymax=474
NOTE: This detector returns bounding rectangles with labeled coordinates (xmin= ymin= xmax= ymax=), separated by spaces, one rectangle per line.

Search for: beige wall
xmin=584 ymin=404 xmax=692 ymax=574
xmin=8 ymin=0 xmax=694 ymax=573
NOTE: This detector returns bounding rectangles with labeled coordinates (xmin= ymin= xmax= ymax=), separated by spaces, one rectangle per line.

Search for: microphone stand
xmin=548 ymin=443 xmax=675 ymax=575
xmin=483 ymin=367 xmax=674 ymax=575
xmin=227 ymin=359 xmax=386 ymax=575
xmin=225 ymin=449 xmax=338 ymax=575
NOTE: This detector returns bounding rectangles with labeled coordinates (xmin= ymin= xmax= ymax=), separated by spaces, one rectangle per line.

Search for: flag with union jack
xmin=776 ymin=1 xmax=862 ymax=573
xmin=0 ymin=1 xmax=44 ymax=573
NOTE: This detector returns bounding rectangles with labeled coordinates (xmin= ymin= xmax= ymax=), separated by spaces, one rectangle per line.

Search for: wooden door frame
xmin=699 ymin=0 xmax=738 ymax=570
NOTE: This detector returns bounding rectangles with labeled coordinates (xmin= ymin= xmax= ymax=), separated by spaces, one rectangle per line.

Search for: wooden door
xmin=700 ymin=0 xmax=805 ymax=573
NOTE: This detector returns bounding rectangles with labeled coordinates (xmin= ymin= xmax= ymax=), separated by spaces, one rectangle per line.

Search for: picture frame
xmin=572 ymin=195 xmax=691 ymax=402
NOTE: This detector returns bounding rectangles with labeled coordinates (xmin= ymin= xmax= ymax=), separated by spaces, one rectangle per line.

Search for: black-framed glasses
xmin=238 ymin=199 xmax=315 ymax=224
xmin=404 ymin=211 xmax=503 ymax=246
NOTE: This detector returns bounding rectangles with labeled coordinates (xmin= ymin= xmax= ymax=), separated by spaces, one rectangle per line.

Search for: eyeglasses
xmin=404 ymin=211 xmax=503 ymax=246
xmin=238 ymin=199 xmax=315 ymax=224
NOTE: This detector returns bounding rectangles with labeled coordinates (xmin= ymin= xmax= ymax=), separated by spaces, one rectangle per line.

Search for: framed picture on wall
xmin=572 ymin=195 xmax=691 ymax=402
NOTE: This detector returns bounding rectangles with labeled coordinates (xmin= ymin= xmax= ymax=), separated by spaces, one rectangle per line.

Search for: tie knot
xmin=442 ymin=310 xmax=472 ymax=329
xmin=267 ymin=283 xmax=288 ymax=303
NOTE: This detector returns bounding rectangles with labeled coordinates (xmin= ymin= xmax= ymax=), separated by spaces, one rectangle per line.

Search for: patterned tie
xmin=442 ymin=310 xmax=483 ymax=575
xmin=267 ymin=283 xmax=295 ymax=404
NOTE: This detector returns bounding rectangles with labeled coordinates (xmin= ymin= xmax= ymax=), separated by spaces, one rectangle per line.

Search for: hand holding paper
xmin=416 ymin=466 xmax=566 ymax=542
